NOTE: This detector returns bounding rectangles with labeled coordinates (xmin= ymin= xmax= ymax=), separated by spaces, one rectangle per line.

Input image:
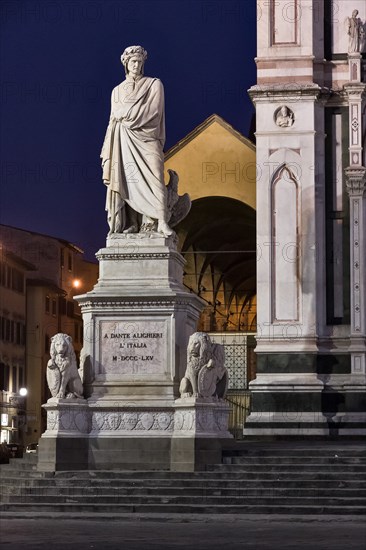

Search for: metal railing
xmin=225 ymin=391 xmax=251 ymax=439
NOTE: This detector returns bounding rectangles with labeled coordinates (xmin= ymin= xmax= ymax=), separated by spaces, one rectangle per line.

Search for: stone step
xmin=2 ymin=477 xmax=364 ymax=492
xmin=2 ymin=466 xmax=364 ymax=481
xmin=1 ymin=469 xmax=364 ymax=481
xmin=0 ymin=502 xmax=365 ymax=515
xmin=0 ymin=461 xmax=366 ymax=479
xmin=0 ymin=457 xmax=366 ymax=475
xmin=207 ymin=463 xmax=366 ymax=472
xmin=3 ymin=486 xmax=366 ymax=499
xmin=198 ymin=471 xmax=365 ymax=480
xmin=0 ymin=463 xmax=38 ymax=471
xmin=10 ymin=454 xmax=38 ymax=463
xmin=1 ymin=446 xmax=364 ymax=516
xmin=4 ymin=493 xmax=366 ymax=507
xmin=0 ymin=469 xmax=51 ymax=478
xmin=222 ymin=448 xmax=366 ymax=457
xmin=224 ymin=456 xmax=366 ymax=464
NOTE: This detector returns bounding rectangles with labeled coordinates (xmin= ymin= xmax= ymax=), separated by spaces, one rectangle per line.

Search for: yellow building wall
xmin=164 ymin=116 xmax=257 ymax=334
xmin=165 ymin=118 xmax=256 ymax=209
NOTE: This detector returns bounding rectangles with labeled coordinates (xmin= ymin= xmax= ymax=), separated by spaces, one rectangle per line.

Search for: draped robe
xmin=100 ymin=75 xmax=167 ymax=232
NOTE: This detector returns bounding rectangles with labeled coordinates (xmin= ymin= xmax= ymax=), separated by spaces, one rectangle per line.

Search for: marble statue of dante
xmin=100 ymin=45 xmax=174 ymax=236
xmin=347 ymin=10 xmax=363 ymax=53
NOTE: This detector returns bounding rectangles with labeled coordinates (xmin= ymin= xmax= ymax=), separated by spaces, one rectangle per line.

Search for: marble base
xmin=38 ymin=399 xmax=89 ymax=471
xmin=170 ymin=398 xmax=232 ymax=471
xmin=89 ymin=404 xmax=174 ymax=437
xmin=243 ymin=353 xmax=366 ymax=437
xmin=172 ymin=397 xmax=232 ymax=438
xmin=38 ymin=397 xmax=233 ymax=471
xmin=38 ymin=233 xmax=218 ymax=471
xmin=41 ymin=398 xmax=90 ymax=437
xmin=37 ymin=437 xmax=88 ymax=471
xmin=88 ymin=436 xmax=172 ymax=470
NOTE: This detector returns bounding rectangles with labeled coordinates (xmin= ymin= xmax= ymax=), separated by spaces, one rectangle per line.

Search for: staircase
xmin=1 ymin=442 xmax=365 ymax=516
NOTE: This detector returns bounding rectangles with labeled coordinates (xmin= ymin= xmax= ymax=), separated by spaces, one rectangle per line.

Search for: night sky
xmin=0 ymin=0 xmax=257 ymax=260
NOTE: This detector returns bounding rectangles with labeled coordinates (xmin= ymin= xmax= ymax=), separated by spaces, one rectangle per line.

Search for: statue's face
xmin=54 ymin=337 xmax=68 ymax=356
xmin=127 ymin=55 xmax=143 ymax=76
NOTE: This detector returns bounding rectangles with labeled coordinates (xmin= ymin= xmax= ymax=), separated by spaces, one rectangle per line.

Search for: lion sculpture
xmin=179 ymin=332 xmax=228 ymax=399
xmin=46 ymin=333 xmax=84 ymax=399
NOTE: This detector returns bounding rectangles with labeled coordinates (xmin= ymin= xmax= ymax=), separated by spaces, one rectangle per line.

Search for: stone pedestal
xmin=38 ymin=398 xmax=89 ymax=471
xmin=170 ymin=397 xmax=232 ymax=471
xmin=38 ymin=233 xmax=205 ymax=470
xmin=80 ymin=233 xmax=203 ymax=404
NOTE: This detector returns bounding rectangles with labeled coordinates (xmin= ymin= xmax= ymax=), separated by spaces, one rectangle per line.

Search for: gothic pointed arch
xmin=270 ymin=163 xmax=300 ymax=322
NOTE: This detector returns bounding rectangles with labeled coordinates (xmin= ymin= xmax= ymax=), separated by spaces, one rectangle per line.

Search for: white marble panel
xmin=271 ymin=0 xmax=298 ymax=45
xmin=272 ymin=166 xmax=299 ymax=321
xmin=99 ymin=318 xmax=168 ymax=377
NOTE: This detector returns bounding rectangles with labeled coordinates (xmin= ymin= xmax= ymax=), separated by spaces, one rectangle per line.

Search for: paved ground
xmin=0 ymin=516 xmax=365 ymax=550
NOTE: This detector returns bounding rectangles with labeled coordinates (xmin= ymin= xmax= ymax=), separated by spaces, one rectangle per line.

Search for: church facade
xmin=243 ymin=0 xmax=366 ymax=435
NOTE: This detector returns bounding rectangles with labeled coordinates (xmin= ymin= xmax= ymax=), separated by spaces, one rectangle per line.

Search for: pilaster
xmin=344 ymin=49 xmax=366 ymax=376
xmin=345 ymin=167 xmax=366 ymax=375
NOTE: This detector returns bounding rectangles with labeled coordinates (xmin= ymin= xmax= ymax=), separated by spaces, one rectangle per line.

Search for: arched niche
xmin=271 ymin=164 xmax=300 ymax=322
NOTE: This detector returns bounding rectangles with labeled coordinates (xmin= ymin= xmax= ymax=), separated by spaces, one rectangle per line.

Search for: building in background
xmin=0 ymin=225 xmax=98 ymax=445
xmin=0 ymin=248 xmax=35 ymax=444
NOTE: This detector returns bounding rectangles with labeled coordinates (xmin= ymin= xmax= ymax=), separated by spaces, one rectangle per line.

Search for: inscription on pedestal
xmin=99 ymin=320 xmax=167 ymax=375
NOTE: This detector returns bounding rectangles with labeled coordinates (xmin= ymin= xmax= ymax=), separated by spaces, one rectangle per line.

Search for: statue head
xmin=352 ymin=10 xmax=358 ymax=18
xmin=121 ymin=45 xmax=148 ymax=76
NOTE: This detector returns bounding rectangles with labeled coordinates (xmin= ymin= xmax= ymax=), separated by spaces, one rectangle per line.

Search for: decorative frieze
xmin=90 ymin=409 xmax=174 ymax=434
xmin=79 ymin=298 xmax=196 ymax=310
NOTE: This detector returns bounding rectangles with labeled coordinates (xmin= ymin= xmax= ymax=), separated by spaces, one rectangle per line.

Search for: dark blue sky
xmin=0 ymin=0 xmax=257 ymax=259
